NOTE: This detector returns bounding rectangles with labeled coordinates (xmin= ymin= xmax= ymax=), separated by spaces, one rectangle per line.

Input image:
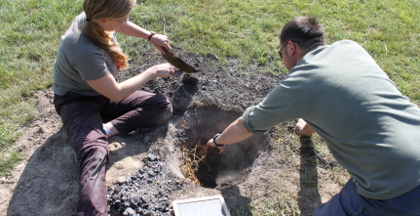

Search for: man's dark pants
xmin=314 ymin=178 xmax=420 ymax=216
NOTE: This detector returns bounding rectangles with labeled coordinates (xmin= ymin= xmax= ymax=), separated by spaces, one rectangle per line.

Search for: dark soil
xmin=108 ymin=154 xmax=182 ymax=216
xmin=120 ymin=46 xmax=284 ymax=114
xmin=160 ymin=47 xmax=198 ymax=73
xmin=106 ymin=46 xmax=283 ymax=215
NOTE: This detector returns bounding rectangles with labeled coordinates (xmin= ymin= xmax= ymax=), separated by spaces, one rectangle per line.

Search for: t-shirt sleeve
xmin=73 ymin=52 xmax=110 ymax=81
xmin=242 ymin=84 xmax=299 ymax=134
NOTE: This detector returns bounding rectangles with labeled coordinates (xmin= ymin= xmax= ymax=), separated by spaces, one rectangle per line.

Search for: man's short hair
xmin=280 ymin=16 xmax=326 ymax=50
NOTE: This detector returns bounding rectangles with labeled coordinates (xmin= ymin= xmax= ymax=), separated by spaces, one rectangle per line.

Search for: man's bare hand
xmin=296 ymin=118 xmax=315 ymax=137
xmin=206 ymin=139 xmax=225 ymax=154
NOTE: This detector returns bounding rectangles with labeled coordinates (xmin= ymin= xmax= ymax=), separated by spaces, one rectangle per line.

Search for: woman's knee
xmin=152 ymin=95 xmax=173 ymax=123
xmin=162 ymin=97 xmax=173 ymax=116
xmin=155 ymin=100 xmax=173 ymax=125
xmin=155 ymin=93 xmax=173 ymax=111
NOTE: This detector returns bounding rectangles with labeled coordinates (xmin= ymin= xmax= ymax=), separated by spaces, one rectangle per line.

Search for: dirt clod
xmin=161 ymin=47 xmax=198 ymax=73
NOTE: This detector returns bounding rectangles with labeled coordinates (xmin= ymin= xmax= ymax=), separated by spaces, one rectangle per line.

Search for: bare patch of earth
xmin=0 ymin=47 xmax=347 ymax=216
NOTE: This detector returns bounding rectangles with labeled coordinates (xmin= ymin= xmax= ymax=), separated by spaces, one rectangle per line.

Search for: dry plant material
xmin=161 ymin=47 xmax=199 ymax=73
xmin=180 ymin=140 xmax=210 ymax=185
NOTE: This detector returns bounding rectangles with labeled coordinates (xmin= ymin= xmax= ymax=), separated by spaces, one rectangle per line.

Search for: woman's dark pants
xmin=54 ymin=91 xmax=172 ymax=216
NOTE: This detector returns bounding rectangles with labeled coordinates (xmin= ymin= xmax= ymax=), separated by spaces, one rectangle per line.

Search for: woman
xmin=53 ymin=0 xmax=174 ymax=215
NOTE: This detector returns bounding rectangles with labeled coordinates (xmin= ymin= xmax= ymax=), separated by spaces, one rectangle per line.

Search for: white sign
xmin=173 ymin=195 xmax=230 ymax=216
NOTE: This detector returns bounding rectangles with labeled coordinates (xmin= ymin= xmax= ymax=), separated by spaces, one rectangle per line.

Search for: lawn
xmin=0 ymin=0 xmax=419 ymax=214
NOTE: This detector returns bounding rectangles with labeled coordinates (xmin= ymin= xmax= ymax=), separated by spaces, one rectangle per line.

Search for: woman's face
xmin=98 ymin=13 xmax=130 ymax=31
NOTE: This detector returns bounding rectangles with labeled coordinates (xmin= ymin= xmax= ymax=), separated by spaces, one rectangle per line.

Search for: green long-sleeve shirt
xmin=243 ymin=40 xmax=420 ymax=199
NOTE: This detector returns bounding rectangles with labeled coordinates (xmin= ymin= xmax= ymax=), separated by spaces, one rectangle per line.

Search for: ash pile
xmin=107 ymin=154 xmax=185 ymax=216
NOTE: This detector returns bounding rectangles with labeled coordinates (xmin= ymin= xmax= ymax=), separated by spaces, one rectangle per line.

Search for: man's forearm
xmin=216 ymin=117 xmax=253 ymax=145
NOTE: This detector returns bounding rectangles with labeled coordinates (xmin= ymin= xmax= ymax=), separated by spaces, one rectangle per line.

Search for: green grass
xmin=0 ymin=148 xmax=25 ymax=177
xmin=0 ymin=0 xmax=84 ymax=176
xmin=0 ymin=0 xmax=419 ymax=213
xmin=123 ymin=0 xmax=420 ymax=99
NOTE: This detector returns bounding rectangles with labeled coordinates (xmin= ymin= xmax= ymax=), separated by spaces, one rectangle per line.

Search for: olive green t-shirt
xmin=53 ymin=13 xmax=119 ymax=96
xmin=243 ymin=40 xmax=420 ymax=199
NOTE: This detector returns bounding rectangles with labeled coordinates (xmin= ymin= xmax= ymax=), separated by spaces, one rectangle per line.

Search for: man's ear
xmin=288 ymin=40 xmax=297 ymax=57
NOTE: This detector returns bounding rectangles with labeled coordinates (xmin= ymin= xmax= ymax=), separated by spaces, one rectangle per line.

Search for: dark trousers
xmin=313 ymin=178 xmax=420 ymax=216
xmin=54 ymin=91 xmax=172 ymax=216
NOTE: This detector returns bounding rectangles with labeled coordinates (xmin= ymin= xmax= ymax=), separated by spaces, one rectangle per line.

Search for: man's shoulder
xmin=311 ymin=40 xmax=368 ymax=60
xmin=331 ymin=40 xmax=361 ymax=48
xmin=291 ymin=40 xmax=365 ymax=76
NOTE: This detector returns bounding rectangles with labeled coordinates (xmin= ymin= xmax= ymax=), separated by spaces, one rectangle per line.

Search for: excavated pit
xmin=105 ymin=104 xmax=272 ymax=215
xmin=176 ymin=104 xmax=270 ymax=188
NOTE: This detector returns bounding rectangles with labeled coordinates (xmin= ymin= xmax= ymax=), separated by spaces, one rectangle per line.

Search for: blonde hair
xmin=83 ymin=0 xmax=136 ymax=69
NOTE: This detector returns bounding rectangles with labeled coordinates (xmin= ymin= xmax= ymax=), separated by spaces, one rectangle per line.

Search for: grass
xmin=0 ymin=0 xmax=419 ymax=214
xmin=259 ymin=192 xmax=300 ymax=216
xmin=0 ymin=0 xmax=83 ymax=177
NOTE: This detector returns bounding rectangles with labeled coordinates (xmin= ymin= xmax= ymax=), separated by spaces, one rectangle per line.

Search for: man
xmin=207 ymin=16 xmax=420 ymax=215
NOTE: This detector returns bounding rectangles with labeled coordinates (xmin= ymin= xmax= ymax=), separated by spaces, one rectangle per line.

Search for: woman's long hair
xmin=83 ymin=0 xmax=136 ymax=69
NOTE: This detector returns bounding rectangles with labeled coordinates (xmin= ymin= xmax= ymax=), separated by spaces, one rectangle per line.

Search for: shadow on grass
xmin=297 ymin=136 xmax=322 ymax=215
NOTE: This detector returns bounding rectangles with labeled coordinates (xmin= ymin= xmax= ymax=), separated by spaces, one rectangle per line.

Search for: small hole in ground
xmin=180 ymin=140 xmax=215 ymax=187
xmin=177 ymin=104 xmax=270 ymax=188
